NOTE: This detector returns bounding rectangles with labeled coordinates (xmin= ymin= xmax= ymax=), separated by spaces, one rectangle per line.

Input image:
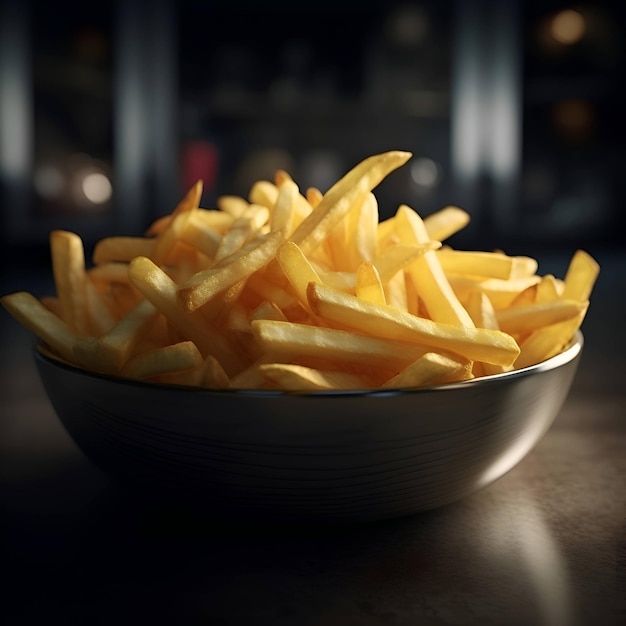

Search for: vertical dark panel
xmin=114 ymin=0 xmax=178 ymax=234
xmin=0 ymin=0 xmax=33 ymax=243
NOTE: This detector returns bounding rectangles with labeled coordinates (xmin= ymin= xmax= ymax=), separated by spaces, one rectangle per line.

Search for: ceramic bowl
xmin=33 ymin=332 xmax=583 ymax=524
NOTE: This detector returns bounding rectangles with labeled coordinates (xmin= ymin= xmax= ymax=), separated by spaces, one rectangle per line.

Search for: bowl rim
xmin=32 ymin=330 xmax=584 ymax=399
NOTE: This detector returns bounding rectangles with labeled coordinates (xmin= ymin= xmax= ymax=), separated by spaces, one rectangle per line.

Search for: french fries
xmin=0 ymin=150 xmax=599 ymax=390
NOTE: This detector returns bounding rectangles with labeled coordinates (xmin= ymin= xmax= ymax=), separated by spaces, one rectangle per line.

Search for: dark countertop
xmin=1 ymin=249 xmax=624 ymax=626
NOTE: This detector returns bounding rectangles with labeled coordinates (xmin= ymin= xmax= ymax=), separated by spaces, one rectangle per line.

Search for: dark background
xmin=0 ymin=0 xmax=624 ymax=276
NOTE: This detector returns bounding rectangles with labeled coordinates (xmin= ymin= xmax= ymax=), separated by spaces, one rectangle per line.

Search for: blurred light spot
xmin=385 ymin=5 xmax=430 ymax=47
xmin=34 ymin=165 xmax=64 ymax=199
xmin=551 ymin=9 xmax=586 ymax=45
xmin=410 ymin=158 xmax=440 ymax=188
xmin=82 ymin=172 xmax=112 ymax=204
xmin=182 ymin=140 xmax=219 ymax=195
xmin=552 ymin=99 xmax=594 ymax=141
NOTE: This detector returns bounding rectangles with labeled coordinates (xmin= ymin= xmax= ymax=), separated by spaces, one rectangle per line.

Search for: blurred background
xmin=0 ymin=0 xmax=624 ymax=277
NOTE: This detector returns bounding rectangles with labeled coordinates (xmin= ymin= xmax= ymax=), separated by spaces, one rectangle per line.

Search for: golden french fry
xmin=356 ymin=263 xmax=386 ymax=305
xmin=535 ymin=274 xmax=562 ymax=303
xmin=307 ymin=282 xmax=520 ymax=366
xmin=305 ymin=187 xmax=323 ymax=208
xmin=270 ymin=178 xmax=297 ymax=236
xmin=289 ymin=151 xmax=411 ymax=256
xmin=251 ymin=319 xmax=430 ymax=370
xmin=373 ymin=242 xmax=441 ymax=282
xmin=1 ymin=291 xmax=78 ymax=363
xmin=448 ymin=275 xmax=542 ymax=310
xmin=151 ymin=210 xmax=194 ymax=265
xmin=177 ymin=230 xmax=283 ymax=312
xmin=200 ymin=355 xmax=231 ymax=388
xmin=50 ymin=230 xmax=89 ymax=334
xmin=88 ymin=262 xmax=132 ymax=285
xmin=395 ymin=205 xmax=475 ymax=327
xmin=423 ymin=206 xmax=470 ymax=242
xmin=275 ymin=240 xmax=322 ymax=310
xmin=250 ymin=300 xmax=288 ymax=323
xmin=510 ymin=255 xmax=539 ymax=279
xmin=495 ymin=299 xmax=587 ymax=335
xmin=93 ymin=236 xmax=155 ymax=265
xmin=382 ymin=351 xmax=473 ymax=388
xmin=464 ymin=290 xmax=511 ymax=376
xmin=436 ymin=249 xmax=515 ymax=280
xmin=562 ymin=249 xmax=600 ymax=301
xmin=84 ymin=278 xmax=117 ymax=335
xmin=145 ymin=180 xmax=203 ymax=236
xmin=247 ymin=181 xmax=278 ymax=211
xmin=121 ymin=340 xmax=203 ymax=380
xmin=259 ymin=363 xmax=370 ymax=391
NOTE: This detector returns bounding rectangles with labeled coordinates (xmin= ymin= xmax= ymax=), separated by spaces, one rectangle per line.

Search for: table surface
xmin=1 ymin=250 xmax=624 ymax=626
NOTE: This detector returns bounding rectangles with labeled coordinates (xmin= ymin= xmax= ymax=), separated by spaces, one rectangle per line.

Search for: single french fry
xmin=88 ymin=262 xmax=132 ymax=285
xmin=289 ymin=151 xmax=411 ymax=256
xmin=259 ymin=363 xmax=370 ymax=391
xmin=251 ymin=319 xmax=430 ymax=370
xmin=423 ymin=206 xmax=470 ymax=242
xmin=395 ymin=205 xmax=474 ymax=327
xmin=495 ymin=299 xmax=587 ymax=335
xmin=271 ymin=178 xmax=297 ymax=236
xmin=307 ymin=282 xmax=520 ymax=366
xmin=382 ymin=351 xmax=473 ymax=389
xmin=356 ymin=263 xmax=386 ymax=305
xmin=84 ymin=278 xmax=117 ymax=336
xmin=50 ymin=230 xmax=89 ymax=334
xmin=200 ymin=355 xmax=231 ymax=388
xmin=465 ymin=290 xmax=511 ymax=376
xmin=305 ymin=186 xmax=323 ymax=208
xmin=178 ymin=230 xmax=283 ymax=312
xmin=146 ymin=180 xmax=203 ymax=237
xmin=510 ymin=255 xmax=539 ymax=279
xmin=436 ymin=249 xmax=515 ymax=280
xmin=535 ymin=274 xmax=562 ymax=303
xmin=383 ymin=269 xmax=409 ymax=313
xmin=373 ymin=242 xmax=440 ymax=282
xmin=562 ymin=249 xmax=600 ymax=302
xmin=1 ymin=291 xmax=78 ymax=363
xmin=93 ymin=236 xmax=154 ymax=265
xmin=121 ymin=340 xmax=204 ymax=380
xmin=247 ymin=181 xmax=278 ymax=211
xmin=276 ymin=240 xmax=322 ymax=310
xmin=250 ymin=300 xmax=288 ymax=323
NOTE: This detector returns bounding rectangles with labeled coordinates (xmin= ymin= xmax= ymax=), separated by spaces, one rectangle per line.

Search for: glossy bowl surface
xmin=34 ymin=333 xmax=583 ymax=524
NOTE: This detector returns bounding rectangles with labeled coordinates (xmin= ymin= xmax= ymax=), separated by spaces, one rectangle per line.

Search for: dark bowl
xmin=34 ymin=332 xmax=583 ymax=524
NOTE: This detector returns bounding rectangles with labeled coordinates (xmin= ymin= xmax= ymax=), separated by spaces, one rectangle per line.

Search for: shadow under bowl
xmin=34 ymin=333 xmax=583 ymax=524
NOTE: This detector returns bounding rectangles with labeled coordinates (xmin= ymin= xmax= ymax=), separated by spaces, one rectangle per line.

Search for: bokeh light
xmin=81 ymin=171 xmax=112 ymax=204
xmin=550 ymin=9 xmax=586 ymax=45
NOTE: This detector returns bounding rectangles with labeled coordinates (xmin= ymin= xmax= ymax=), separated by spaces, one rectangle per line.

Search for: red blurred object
xmin=181 ymin=140 xmax=219 ymax=196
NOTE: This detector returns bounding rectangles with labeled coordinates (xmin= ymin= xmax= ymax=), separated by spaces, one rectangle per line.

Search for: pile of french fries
xmin=1 ymin=151 xmax=600 ymax=391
